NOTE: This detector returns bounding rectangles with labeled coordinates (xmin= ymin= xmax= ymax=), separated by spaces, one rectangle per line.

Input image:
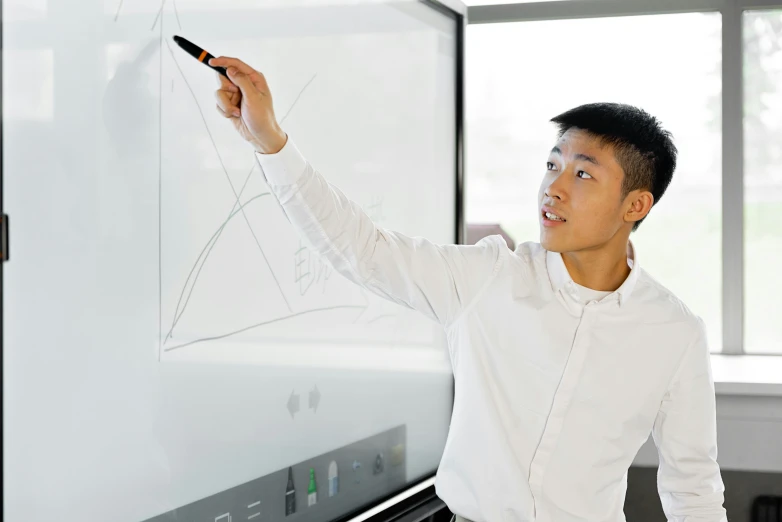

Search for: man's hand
xmin=209 ymin=56 xmax=287 ymax=154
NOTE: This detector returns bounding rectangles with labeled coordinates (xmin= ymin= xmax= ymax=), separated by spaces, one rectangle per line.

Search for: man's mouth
xmin=541 ymin=207 xmax=567 ymax=222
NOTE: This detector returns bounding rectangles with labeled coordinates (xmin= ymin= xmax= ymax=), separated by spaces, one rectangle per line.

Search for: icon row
xmin=285 ymin=452 xmax=388 ymax=516
xmin=211 ymin=445 xmax=403 ymax=522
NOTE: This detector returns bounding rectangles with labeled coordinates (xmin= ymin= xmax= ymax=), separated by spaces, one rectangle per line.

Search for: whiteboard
xmin=2 ymin=1 xmax=462 ymax=521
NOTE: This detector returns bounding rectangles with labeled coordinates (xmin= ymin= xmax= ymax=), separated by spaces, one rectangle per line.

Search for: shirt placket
xmin=527 ymin=297 xmax=598 ymax=521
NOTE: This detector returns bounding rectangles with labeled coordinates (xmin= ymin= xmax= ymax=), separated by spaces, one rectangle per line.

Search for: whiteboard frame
xmin=0 ymin=1 xmax=466 ymax=521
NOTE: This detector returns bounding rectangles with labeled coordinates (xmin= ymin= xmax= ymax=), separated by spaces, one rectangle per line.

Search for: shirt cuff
xmin=254 ymin=135 xmax=307 ymax=186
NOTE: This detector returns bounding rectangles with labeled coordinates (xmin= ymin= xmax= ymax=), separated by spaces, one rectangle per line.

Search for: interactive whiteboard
xmin=3 ymin=0 xmax=464 ymax=521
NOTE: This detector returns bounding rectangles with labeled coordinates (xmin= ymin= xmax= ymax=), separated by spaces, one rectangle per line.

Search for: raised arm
xmin=210 ymin=56 xmax=506 ymax=327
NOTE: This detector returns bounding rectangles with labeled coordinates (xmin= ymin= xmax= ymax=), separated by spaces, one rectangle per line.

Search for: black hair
xmin=550 ymin=102 xmax=677 ymax=231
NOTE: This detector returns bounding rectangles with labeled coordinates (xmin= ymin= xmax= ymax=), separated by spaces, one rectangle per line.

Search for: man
xmin=210 ymin=56 xmax=728 ymax=522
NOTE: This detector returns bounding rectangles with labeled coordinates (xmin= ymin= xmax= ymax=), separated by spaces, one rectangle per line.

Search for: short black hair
xmin=550 ymin=102 xmax=677 ymax=231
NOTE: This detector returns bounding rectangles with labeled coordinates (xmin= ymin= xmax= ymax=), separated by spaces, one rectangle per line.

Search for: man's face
xmin=538 ymin=128 xmax=630 ymax=253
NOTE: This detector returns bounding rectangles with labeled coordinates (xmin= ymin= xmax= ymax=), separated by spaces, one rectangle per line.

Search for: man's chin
xmin=540 ymin=231 xmax=568 ymax=253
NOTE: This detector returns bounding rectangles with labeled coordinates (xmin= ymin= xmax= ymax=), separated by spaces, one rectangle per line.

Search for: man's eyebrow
xmin=574 ymin=153 xmax=600 ymax=166
xmin=549 ymin=146 xmax=601 ymax=166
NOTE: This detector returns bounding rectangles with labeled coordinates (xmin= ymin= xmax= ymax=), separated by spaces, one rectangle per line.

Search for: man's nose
xmin=545 ymin=173 xmax=568 ymax=200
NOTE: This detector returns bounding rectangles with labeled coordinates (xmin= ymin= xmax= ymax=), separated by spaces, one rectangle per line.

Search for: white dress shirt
xmin=573 ymin=283 xmax=612 ymax=304
xmin=255 ymin=137 xmax=728 ymax=522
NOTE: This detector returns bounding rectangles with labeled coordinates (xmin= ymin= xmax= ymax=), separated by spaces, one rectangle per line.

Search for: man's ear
xmin=624 ymin=190 xmax=654 ymax=226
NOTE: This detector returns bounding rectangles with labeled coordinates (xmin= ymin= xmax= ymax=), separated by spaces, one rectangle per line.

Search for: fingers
xmin=209 ymin=56 xmax=256 ymax=75
xmin=248 ymin=69 xmax=270 ymax=93
xmin=215 ymin=71 xmax=239 ymax=93
xmin=215 ymin=103 xmax=239 ymax=120
xmin=215 ymin=90 xmax=241 ymax=118
xmin=225 ymin=67 xmax=258 ymax=98
xmin=210 ymin=56 xmax=269 ymax=93
xmin=215 ymin=103 xmax=230 ymax=118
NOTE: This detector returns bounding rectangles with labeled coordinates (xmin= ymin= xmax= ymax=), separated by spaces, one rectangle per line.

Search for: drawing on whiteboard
xmin=147 ymin=3 xmax=415 ymax=356
xmin=165 ymin=37 xmax=291 ymax=306
xmin=163 ymin=187 xmax=274 ymax=345
xmin=115 ymin=0 xmax=179 ymax=26
xmin=172 ymin=0 xmax=182 ymax=31
xmin=293 ymin=240 xmax=334 ymax=297
xmin=151 ymin=0 xmax=166 ymax=31
xmin=113 ymin=0 xmax=124 ymax=21
xmin=279 ymin=74 xmax=318 ymax=124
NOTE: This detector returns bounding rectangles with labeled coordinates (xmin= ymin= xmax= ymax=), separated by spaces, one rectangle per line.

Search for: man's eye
xmin=577 ymin=171 xmax=593 ymax=179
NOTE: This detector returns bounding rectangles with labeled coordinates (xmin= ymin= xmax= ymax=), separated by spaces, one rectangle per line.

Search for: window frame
xmin=466 ymin=0 xmax=782 ymax=355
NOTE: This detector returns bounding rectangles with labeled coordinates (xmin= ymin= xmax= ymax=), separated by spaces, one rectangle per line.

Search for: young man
xmin=211 ymin=56 xmax=728 ymax=522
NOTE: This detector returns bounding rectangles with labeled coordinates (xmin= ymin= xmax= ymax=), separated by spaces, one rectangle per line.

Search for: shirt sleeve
xmin=254 ymin=135 xmax=506 ymax=329
xmin=651 ymin=317 xmax=728 ymax=522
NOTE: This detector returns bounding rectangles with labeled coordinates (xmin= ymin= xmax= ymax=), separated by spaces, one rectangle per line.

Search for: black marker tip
xmin=172 ymin=35 xmax=182 ymax=43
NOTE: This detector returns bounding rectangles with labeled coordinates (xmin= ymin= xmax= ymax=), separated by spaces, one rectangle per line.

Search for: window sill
xmin=711 ymin=354 xmax=782 ymax=397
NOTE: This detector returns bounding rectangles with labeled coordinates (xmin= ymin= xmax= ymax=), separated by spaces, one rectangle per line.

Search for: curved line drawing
xmin=165 ymin=38 xmax=292 ymax=313
xmin=163 ymin=45 xmax=320 ymax=342
xmin=153 ymin=4 xmax=379 ymax=352
xmin=167 ymin=164 xmax=258 ymax=337
xmin=165 ymin=191 xmax=271 ymax=343
xmin=164 ymin=305 xmax=368 ymax=351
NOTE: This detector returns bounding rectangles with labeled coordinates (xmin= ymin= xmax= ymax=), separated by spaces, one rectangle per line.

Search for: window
xmin=744 ymin=10 xmax=782 ymax=355
xmin=466 ymin=13 xmax=723 ymax=350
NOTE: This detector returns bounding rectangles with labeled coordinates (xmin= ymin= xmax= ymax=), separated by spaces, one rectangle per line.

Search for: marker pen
xmin=285 ymin=467 xmax=296 ymax=516
xmin=172 ymin=35 xmax=228 ymax=77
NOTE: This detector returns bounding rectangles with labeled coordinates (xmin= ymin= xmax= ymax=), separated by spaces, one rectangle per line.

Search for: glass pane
xmin=3 ymin=1 xmax=457 ymax=521
xmin=744 ymin=10 xmax=782 ymax=355
xmin=466 ymin=13 xmax=723 ymax=350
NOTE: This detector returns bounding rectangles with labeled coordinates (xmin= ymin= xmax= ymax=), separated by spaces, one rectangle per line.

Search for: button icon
xmin=247 ymin=500 xmax=261 ymax=520
xmin=373 ymin=453 xmax=384 ymax=475
xmin=307 ymin=468 xmax=318 ymax=507
xmin=285 ymin=467 xmax=296 ymax=516
xmin=328 ymin=461 xmax=339 ymax=497
xmin=390 ymin=444 xmax=405 ymax=467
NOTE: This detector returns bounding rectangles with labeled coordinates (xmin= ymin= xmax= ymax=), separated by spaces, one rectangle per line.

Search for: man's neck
xmin=560 ymin=239 xmax=632 ymax=292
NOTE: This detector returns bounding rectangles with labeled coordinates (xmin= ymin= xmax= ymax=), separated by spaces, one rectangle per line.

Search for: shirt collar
xmin=546 ymin=241 xmax=640 ymax=307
